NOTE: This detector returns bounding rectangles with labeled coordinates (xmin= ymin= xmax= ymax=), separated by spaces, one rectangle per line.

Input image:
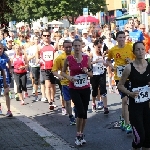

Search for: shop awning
xmin=116 ymin=14 xmax=138 ymax=21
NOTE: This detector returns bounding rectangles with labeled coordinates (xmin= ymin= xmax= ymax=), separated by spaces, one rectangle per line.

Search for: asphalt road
xmin=9 ymin=76 xmax=132 ymax=150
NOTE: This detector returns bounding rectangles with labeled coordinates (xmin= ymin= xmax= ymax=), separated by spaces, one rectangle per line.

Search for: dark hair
xmin=41 ymin=29 xmax=50 ymax=36
xmin=63 ymin=40 xmax=72 ymax=47
xmin=93 ymin=38 xmax=103 ymax=46
xmin=133 ymin=41 xmax=145 ymax=52
xmin=124 ymin=30 xmax=129 ymax=33
xmin=116 ymin=31 xmax=125 ymax=38
xmin=72 ymin=39 xmax=82 ymax=45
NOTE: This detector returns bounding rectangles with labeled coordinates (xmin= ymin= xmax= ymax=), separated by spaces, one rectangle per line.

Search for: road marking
xmin=0 ymin=98 xmax=77 ymax=150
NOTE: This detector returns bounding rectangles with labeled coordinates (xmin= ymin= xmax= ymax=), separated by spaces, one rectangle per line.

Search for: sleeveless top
xmin=128 ymin=62 xmax=150 ymax=103
xmin=40 ymin=45 xmax=55 ymax=70
xmin=67 ymin=55 xmax=90 ymax=89
xmin=92 ymin=54 xmax=105 ymax=75
xmin=13 ymin=54 xmax=27 ymax=74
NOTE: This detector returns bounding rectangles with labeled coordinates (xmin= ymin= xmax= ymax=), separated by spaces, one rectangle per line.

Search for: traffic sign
xmin=83 ymin=8 xmax=88 ymax=16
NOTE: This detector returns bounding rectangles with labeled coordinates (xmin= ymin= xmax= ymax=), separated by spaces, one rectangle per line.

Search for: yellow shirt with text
xmin=108 ymin=44 xmax=135 ymax=80
xmin=52 ymin=52 xmax=71 ymax=85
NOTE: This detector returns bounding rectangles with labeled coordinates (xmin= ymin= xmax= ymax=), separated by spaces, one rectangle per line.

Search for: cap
xmin=6 ymin=36 xmax=13 ymax=42
xmin=82 ymin=29 xmax=88 ymax=34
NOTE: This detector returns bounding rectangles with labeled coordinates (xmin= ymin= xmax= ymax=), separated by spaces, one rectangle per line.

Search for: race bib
xmin=93 ymin=63 xmax=104 ymax=74
xmin=74 ymin=74 xmax=88 ymax=87
xmin=117 ymin=65 xmax=126 ymax=78
xmin=43 ymin=51 xmax=53 ymax=61
xmin=132 ymin=85 xmax=150 ymax=103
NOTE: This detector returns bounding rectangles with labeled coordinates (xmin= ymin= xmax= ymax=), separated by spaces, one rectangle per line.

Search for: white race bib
xmin=43 ymin=51 xmax=53 ymax=61
xmin=117 ymin=65 xmax=126 ymax=78
xmin=132 ymin=85 xmax=150 ymax=103
xmin=93 ymin=63 xmax=104 ymax=75
xmin=74 ymin=74 xmax=88 ymax=87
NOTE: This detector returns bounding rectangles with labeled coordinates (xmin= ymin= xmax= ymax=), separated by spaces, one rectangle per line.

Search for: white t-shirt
xmin=5 ymin=49 xmax=15 ymax=66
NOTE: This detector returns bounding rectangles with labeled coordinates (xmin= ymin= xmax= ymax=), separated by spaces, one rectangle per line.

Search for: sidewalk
xmin=0 ymin=115 xmax=54 ymax=150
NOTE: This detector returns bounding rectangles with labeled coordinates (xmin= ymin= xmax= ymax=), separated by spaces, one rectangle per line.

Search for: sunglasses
xmin=43 ymin=35 xmax=50 ymax=37
xmin=65 ymin=46 xmax=72 ymax=48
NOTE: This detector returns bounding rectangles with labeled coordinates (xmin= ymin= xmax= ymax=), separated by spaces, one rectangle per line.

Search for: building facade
xmin=100 ymin=0 xmax=150 ymax=31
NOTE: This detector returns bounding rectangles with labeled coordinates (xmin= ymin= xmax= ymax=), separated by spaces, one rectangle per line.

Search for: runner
xmin=27 ymin=36 xmax=40 ymax=101
xmin=106 ymin=31 xmax=135 ymax=134
xmin=0 ymin=43 xmax=13 ymax=117
xmin=36 ymin=29 xmax=56 ymax=110
xmin=117 ymin=41 xmax=150 ymax=150
xmin=12 ymin=44 xmax=28 ymax=105
xmin=52 ymin=40 xmax=76 ymax=125
xmin=62 ymin=39 xmax=93 ymax=146
xmin=90 ymin=39 xmax=109 ymax=113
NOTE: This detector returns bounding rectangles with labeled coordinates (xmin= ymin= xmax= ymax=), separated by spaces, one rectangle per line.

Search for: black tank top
xmin=128 ymin=62 xmax=150 ymax=89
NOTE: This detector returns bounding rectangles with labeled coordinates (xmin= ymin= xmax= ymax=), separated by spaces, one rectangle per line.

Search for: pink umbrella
xmin=75 ymin=15 xmax=99 ymax=24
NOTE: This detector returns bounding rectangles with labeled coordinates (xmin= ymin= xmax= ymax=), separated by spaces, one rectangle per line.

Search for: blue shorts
xmin=62 ymin=85 xmax=71 ymax=101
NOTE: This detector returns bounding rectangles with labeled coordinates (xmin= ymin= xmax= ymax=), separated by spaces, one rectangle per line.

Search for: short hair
xmin=41 ymin=29 xmax=50 ymax=36
xmin=124 ymin=30 xmax=129 ymax=33
xmin=72 ymin=39 xmax=82 ymax=45
xmin=116 ymin=31 xmax=125 ymax=38
xmin=133 ymin=41 xmax=145 ymax=53
xmin=93 ymin=38 xmax=103 ymax=46
xmin=63 ymin=40 xmax=72 ymax=47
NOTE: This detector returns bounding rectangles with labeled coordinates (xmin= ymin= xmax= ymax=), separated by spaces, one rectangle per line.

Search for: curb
xmin=0 ymin=97 xmax=77 ymax=150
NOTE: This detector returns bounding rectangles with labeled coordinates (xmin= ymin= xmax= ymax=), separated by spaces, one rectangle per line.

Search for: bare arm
xmin=36 ymin=45 xmax=40 ymax=64
xmin=84 ymin=56 xmax=93 ymax=77
xmin=61 ymin=58 xmax=72 ymax=81
xmin=117 ymin=64 xmax=131 ymax=95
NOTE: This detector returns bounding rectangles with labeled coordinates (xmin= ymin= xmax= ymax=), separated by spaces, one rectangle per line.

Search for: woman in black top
xmin=117 ymin=41 xmax=150 ymax=150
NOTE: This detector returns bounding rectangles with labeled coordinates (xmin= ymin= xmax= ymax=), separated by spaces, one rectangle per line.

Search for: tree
xmin=6 ymin=0 xmax=106 ymax=24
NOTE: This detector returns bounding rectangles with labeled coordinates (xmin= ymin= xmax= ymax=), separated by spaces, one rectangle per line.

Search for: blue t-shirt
xmin=0 ymin=39 xmax=7 ymax=47
xmin=129 ymin=29 xmax=144 ymax=43
xmin=0 ymin=53 xmax=11 ymax=84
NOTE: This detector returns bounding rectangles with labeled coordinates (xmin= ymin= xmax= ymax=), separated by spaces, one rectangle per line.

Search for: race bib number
xmin=117 ymin=65 xmax=126 ymax=78
xmin=74 ymin=74 xmax=88 ymax=87
xmin=93 ymin=63 xmax=104 ymax=74
xmin=132 ymin=85 xmax=150 ymax=103
xmin=43 ymin=51 xmax=53 ymax=61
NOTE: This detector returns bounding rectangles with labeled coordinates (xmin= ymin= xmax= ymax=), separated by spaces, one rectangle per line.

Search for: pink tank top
xmin=67 ymin=55 xmax=90 ymax=89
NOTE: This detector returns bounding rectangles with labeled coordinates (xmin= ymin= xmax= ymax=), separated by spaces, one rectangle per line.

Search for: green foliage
xmin=3 ymin=0 xmax=106 ymax=24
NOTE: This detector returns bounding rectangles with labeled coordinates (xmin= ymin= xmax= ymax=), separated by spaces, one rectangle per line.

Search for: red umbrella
xmin=75 ymin=15 xmax=99 ymax=24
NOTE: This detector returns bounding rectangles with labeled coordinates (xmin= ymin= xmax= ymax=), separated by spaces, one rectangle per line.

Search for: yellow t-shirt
xmin=108 ymin=44 xmax=135 ymax=80
xmin=52 ymin=52 xmax=71 ymax=85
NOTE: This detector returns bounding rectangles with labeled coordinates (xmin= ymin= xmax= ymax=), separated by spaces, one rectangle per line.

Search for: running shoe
xmin=70 ymin=116 xmax=76 ymax=125
xmin=21 ymin=100 xmax=25 ymax=105
xmin=75 ymin=136 xmax=82 ymax=146
xmin=120 ymin=119 xmax=126 ymax=131
xmin=6 ymin=111 xmax=13 ymax=117
xmin=80 ymin=134 xmax=86 ymax=144
xmin=49 ymin=102 xmax=54 ymax=110
xmin=125 ymin=124 xmax=132 ymax=134
xmin=34 ymin=96 xmax=40 ymax=101
xmin=62 ymin=107 xmax=67 ymax=115
xmin=92 ymin=103 xmax=96 ymax=112
xmin=104 ymin=107 xmax=109 ymax=114
xmin=41 ymin=97 xmax=48 ymax=102
xmin=15 ymin=93 xmax=19 ymax=101
xmin=97 ymin=101 xmax=104 ymax=110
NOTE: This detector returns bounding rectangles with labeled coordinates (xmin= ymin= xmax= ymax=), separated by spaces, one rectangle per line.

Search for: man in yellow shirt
xmin=106 ymin=31 xmax=135 ymax=134
xmin=52 ymin=40 xmax=76 ymax=125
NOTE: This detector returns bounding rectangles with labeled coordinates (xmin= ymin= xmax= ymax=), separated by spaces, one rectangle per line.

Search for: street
xmin=1 ymin=76 xmax=133 ymax=150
